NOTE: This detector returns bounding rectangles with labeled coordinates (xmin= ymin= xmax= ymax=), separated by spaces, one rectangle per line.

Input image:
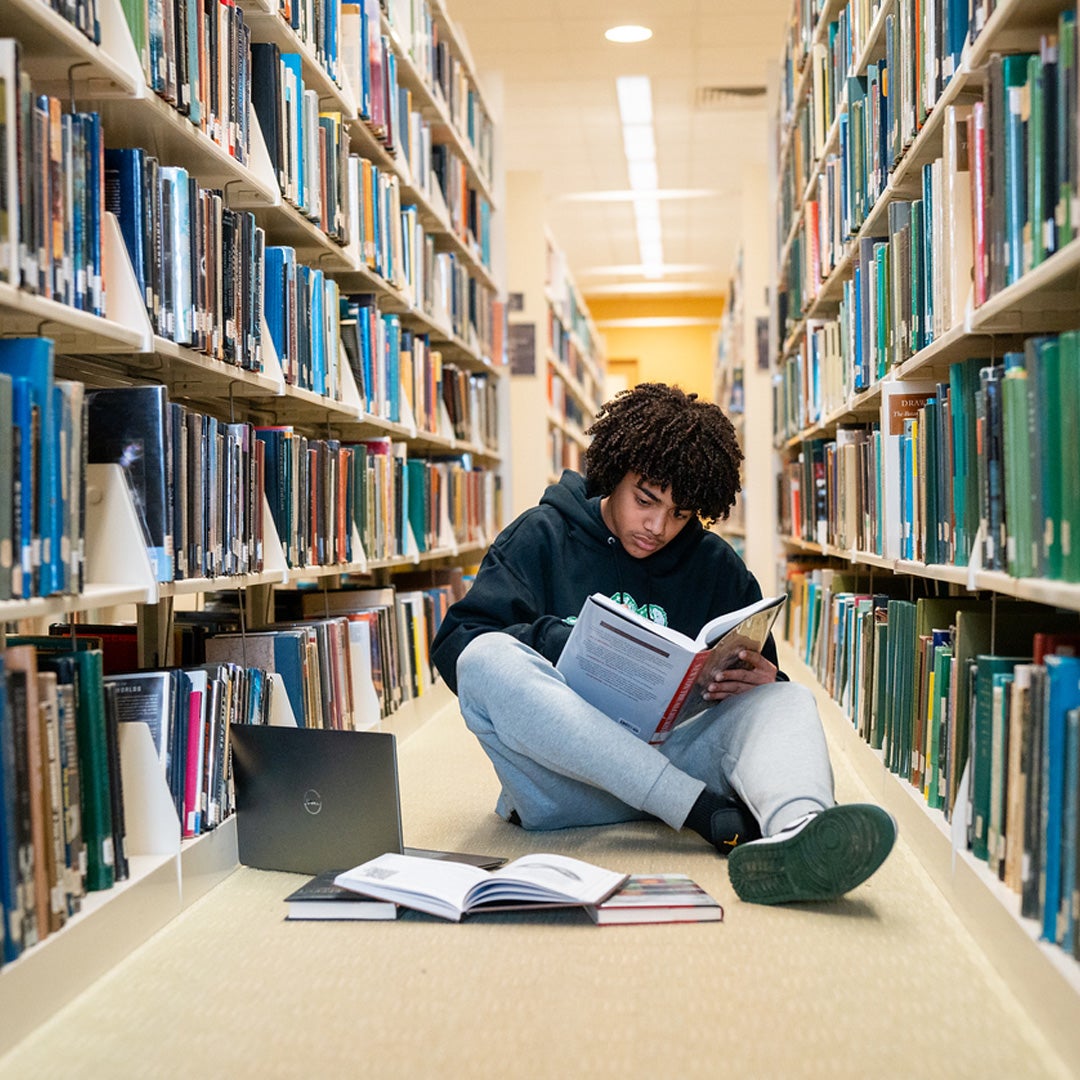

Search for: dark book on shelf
xmin=86 ymin=385 xmax=174 ymax=583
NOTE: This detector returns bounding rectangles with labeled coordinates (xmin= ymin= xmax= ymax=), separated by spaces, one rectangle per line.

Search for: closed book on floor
xmin=586 ymin=874 xmax=723 ymax=925
xmin=285 ymin=870 xmax=398 ymax=920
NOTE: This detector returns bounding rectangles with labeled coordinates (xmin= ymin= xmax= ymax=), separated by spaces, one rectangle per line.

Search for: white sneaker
xmin=727 ymin=803 xmax=897 ymax=904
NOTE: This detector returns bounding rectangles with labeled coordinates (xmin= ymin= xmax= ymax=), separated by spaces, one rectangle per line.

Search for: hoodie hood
xmin=539 ymin=470 xmax=706 ymax=576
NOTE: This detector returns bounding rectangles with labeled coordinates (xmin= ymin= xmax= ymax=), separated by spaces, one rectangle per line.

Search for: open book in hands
xmin=555 ymin=592 xmax=787 ymax=745
xmin=334 ymin=852 xmax=628 ymax=921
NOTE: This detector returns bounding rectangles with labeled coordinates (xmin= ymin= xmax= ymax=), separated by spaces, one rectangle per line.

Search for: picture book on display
xmin=334 ymin=852 xmax=627 ymax=922
xmin=556 ymin=593 xmax=787 ymax=744
xmin=586 ymin=874 xmax=724 ymax=925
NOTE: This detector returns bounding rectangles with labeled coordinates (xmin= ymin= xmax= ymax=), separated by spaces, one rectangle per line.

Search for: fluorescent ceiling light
xmin=577 ymin=263 xmax=716 ymax=276
xmin=621 ymin=123 xmax=656 ymax=161
xmin=627 ymin=160 xmax=659 ymax=191
xmin=605 ymin=24 xmax=652 ymax=43
xmin=616 ymin=75 xmax=653 ymax=125
xmin=556 ymin=189 xmax=722 ymax=204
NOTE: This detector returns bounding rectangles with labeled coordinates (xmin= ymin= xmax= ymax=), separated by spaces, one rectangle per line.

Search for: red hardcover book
xmin=968 ymin=103 xmax=988 ymax=308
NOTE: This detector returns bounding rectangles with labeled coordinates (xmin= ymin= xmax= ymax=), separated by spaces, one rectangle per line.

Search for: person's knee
xmin=457 ymin=632 xmax=506 ymax=691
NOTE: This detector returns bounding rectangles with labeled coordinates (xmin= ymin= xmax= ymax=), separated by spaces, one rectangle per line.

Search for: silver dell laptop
xmin=229 ymin=724 xmax=503 ymax=874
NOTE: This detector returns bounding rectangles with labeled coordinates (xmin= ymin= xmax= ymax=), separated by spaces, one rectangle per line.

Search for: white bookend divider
xmin=398 ymin=376 xmax=419 ymax=436
xmin=261 ymin=494 xmax=289 ymax=579
xmin=96 ymin=0 xmax=148 ymax=96
xmin=268 ymin=673 xmax=299 ymax=726
xmin=102 ymin=212 xmax=154 ymax=349
xmin=350 ymin=523 xmax=368 ymax=574
xmin=228 ymin=106 xmax=282 ymax=209
xmin=438 ymin=395 xmax=455 ymax=440
xmin=338 ymin=351 xmax=364 ymax=413
xmin=118 ymin=722 xmax=181 ymax=857
xmin=84 ymin=463 xmax=159 ymax=604
xmin=258 ymin=316 xmax=287 ymax=393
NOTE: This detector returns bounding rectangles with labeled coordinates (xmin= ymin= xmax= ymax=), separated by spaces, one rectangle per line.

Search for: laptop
xmin=229 ymin=724 xmax=504 ymax=874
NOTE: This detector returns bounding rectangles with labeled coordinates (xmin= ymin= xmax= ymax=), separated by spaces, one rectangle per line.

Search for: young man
xmin=431 ymin=383 xmax=895 ymax=905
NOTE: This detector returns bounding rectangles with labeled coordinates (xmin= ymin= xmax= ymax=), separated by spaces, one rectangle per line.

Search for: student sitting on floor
xmin=431 ymin=382 xmax=896 ymax=905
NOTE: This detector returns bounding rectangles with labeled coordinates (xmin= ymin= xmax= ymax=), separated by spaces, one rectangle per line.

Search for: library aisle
xmin=0 ymin=684 xmax=1070 ymax=1079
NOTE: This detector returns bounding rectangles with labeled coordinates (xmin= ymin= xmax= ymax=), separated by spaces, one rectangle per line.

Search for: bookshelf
xmin=505 ymin=170 xmax=605 ymax=518
xmin=0 ymin=0 xmax=504 ymax=1055
xmin=771 ymin=0 xmax=1080 ymax=1071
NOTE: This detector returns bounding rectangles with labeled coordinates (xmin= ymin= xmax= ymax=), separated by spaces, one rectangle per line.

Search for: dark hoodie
xmin=432 ymin=471 xmax=785 ymax=693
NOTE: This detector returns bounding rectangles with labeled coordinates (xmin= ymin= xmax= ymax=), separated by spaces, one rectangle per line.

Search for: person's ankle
xmin=685 ymin=790 xmax=761 ymax=851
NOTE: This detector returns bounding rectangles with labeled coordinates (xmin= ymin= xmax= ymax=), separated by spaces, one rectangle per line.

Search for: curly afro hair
xmin=583 ymin=382 xmax=742 ymax=525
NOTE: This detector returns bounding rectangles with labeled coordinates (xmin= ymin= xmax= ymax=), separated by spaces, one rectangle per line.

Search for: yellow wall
xmin=585 ymin=296 xmax=725 ymax=403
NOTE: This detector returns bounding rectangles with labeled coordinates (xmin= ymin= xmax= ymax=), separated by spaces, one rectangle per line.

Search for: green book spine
xmin=1058 ymin=330 xmax=1080 ymax=581
xmin=1027 ymin=54 xmax=1045 ymax=270
xmin=1037 ymin=336 xmax=1063 ymax=578
xmin=971 ymin=656 xmax=1024 ymax=862
xmin=928 ymin=644 xmax=953 ymax=810
xmin=910 ymin=198 xmax=924 ymax=357
xmin=1058 ymin=10 xmax=1078 ymax=249
xmin=875 ymin=242 xmax=889 ymax=381
xmin=1001 ymin=352 xmax=1034 ymax=579
xmin=119 ymin=0 xmax=149 ymax=83
xmin=73 ymin=649 xmax=114 ymax=892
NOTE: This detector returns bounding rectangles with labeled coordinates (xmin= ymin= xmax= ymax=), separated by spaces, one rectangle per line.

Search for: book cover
xmin=555 ymin=592 xmax=786 ymax=745
xmin=586 ymin=873 xmax=723 ymax=925
xmin=86 ymin=385 xmax=174 ymax=582
xmin=285 ymin=869 xmax=398 ymax=920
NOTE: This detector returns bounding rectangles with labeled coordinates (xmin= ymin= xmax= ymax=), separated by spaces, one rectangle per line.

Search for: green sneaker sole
xmin=727 ymin=804 xmax=896 ymax=905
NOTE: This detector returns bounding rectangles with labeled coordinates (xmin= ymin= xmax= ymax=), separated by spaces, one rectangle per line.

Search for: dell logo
xmin=303 ymin=789 xmax=323 ymax=815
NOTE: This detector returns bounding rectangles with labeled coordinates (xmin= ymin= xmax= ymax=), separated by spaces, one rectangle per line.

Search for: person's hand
xmin=701 ymin=650 xmax=777 ymax=701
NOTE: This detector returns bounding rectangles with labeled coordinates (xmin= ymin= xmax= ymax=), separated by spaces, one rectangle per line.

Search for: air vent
xmin=694 ymin=85 xmax=768 ymax=109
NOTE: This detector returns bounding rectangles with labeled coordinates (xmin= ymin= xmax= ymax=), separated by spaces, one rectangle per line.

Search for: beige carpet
xmin=0 ymin=684 xmax=1072 ymax=1079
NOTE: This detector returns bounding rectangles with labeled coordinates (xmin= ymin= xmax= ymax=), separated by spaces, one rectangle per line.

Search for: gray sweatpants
xmin=456 ymin=633 xmax=835 ymax=837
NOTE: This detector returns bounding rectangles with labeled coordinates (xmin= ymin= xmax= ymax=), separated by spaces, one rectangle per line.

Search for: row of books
xmin=975 ymin=32 xmax=1080 ymax=302
xmin=105 ymin=147 xmax=266 ymax=370
xmin=119 ymin=0 xmax=253 ymax=162
xmin=0 ymin=48 xmax=106 ymax=315
xmin=88 ymin=385 xmax=267 ymax=583
xmin=252 ymin=44 xmax=350 ymax=240
xmin=0 ymin=622 xmax=331 ymax=966
xmin=782 ymin=568 xmax=1080 ymax=962
xmin=780 ymin=7 xmax=1080 ymax=349
xmin=380 ymin=0 xmax=495 ymax=184
xmin=0 ymin=566 xmax=469 ymax=966
xmin=265 ymin=248 xmax=344 ymax=398
xmin=440 ymin=362 xmax=498 ymax=450
xmin=0 ymin=339 xmax=85 ymax=601
xmin=777 ymin=331 xmax=1080 ymax=582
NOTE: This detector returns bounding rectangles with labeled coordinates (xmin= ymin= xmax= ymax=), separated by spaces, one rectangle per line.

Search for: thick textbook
xmin=334 ymin=852 xmax=627 ymax=922
xmin=555 ymin=593 xmax=787 ymax=745
xmin=586 ymin=874 xmax=724 ymax=925
xmin=284 ymin=870 xmax=398 ymax=921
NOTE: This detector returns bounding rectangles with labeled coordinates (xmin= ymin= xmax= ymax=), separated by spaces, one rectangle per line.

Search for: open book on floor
xmin=586 ymin=874 xmax=724 ymax=925
xmin=556 ymin=592 xmax=786 ymax=744
xmin=334 ymin=852 xmax=628 ymax=922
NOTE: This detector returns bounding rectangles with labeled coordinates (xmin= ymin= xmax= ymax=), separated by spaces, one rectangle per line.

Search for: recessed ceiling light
xmin=605 ymin=25 xmax=652 ymax=44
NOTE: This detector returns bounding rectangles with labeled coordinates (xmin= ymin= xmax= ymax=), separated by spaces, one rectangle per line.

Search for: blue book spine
xmin=1061 ymin=705 xmax=1080 ymax=952
xmin=0 ymin=339 xmax=56 ymax=595
xmin=1043 ymin=655 xmax=1080 ymax=942
xmin=104 ymin=149 xmax=146 ymax=313
xmin=311 ymin=267 xmax=326 ymax=397
xmin=264 ymin=247 xmax=286 ymax=370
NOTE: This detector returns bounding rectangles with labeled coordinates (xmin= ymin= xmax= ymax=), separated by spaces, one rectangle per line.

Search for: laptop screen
xmin=229 ymin=725 xmax=404 ymax=875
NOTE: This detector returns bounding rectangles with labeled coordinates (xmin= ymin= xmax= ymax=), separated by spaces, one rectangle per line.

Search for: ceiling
xmin=446 ymin=0 xmax=792 ymax=301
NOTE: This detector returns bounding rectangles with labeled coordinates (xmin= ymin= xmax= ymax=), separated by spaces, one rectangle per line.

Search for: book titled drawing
xmin=556 ymin=593 xmax=787 ymax=745
xmin=334 ymin=852 xmax=627 ymax=922
xmin=586 ymin=874 xmax=724 ymax=925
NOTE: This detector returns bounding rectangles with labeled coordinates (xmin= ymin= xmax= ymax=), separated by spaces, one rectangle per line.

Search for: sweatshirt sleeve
xmin=431 ymin=537 xmax=571 ymax=694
